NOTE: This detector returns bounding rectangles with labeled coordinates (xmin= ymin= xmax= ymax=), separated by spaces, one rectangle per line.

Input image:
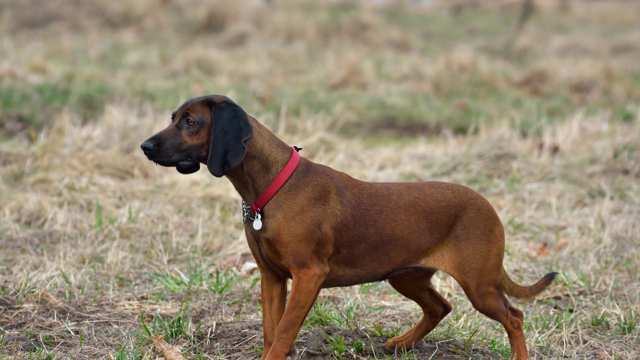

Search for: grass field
xmin=1 ymin=0 xmax=639 ymax=359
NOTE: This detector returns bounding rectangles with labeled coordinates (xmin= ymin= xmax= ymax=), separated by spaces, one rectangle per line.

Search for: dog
xmin=141 ymin=95 xmax=556 ymax=360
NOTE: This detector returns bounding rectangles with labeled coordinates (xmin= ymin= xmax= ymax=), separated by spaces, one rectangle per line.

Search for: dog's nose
xmin=141 ymin=140 xmax=157 ymax=154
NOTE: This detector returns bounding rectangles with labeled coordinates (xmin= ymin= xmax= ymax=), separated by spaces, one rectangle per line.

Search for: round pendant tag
xmin=252 ymin=215 xmax=263 ymax=231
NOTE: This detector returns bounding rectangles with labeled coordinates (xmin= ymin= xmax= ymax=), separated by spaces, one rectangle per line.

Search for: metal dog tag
xmin=252 ymin=213 xmax=263 ymax=231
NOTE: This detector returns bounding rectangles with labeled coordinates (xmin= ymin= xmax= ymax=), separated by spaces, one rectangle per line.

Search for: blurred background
xmin=0 ymin=0 xmax=638 ymax=359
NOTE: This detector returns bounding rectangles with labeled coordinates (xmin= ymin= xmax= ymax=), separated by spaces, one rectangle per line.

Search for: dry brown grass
xmin=1 ymin=1 xmax=639 ymax=359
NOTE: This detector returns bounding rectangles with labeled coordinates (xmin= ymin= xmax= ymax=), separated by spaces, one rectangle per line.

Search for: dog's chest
xmin=245 ymin=229 xmax=290 ymax=277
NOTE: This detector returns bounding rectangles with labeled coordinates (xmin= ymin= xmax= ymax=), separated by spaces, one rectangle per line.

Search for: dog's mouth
xmin=175 ymin=160 xmax=200 ymax=174
xmin=148 ymin=157 xmax=200 ymax=174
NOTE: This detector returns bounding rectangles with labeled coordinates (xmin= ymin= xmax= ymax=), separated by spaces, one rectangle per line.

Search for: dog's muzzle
xmin=140 ymin=139 xmax=200 ymax=174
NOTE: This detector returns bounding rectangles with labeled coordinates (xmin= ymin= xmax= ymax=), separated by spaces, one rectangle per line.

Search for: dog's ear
xmin=206 ymin=97 xmax=252 ymax=177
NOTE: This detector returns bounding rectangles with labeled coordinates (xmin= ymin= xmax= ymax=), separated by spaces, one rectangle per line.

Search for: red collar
xmin=250 ymin=147 xmax=301 ymax=215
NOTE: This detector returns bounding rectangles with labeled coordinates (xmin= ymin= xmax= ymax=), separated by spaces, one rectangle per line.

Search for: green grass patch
xmin=380 ymin=4 xmax=513 ymax=53
xmin=145 ymin=311 xmax=193 ymax=342
xmin=152 ymin=263 xmax=238 ymax=298
xmin=488 ymin=337 xmax=511 ymax=358
xmin=0 ymin=80 xmax=111 ymax=131
xmin=305 ymin=300 xmax=362 ymax=329
xmin=305 ymin=301 xmax=345 ymax=328
xmin=327 ymin=334 xmax=348 ymax=358
xmin=115 ymin=308 xmax=195 ymax=360
xmin=617 ymin=311 xmax=638 ymax=335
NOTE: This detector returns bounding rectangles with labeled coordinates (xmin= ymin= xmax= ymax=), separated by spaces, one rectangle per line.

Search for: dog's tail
xmin=500 ymin=269 xmax=558 ymax=299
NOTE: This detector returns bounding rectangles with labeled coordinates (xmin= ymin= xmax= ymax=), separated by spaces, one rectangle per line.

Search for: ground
xmin=0 ymin=0 xmax=639 ymax=359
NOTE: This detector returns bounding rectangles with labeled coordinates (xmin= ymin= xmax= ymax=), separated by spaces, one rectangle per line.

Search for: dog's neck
xmin=225 ymin=117 xmax=293 ymax=203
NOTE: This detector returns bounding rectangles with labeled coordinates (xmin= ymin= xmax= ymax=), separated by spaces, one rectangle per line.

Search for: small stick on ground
xmin=152 ymin=336 xmax=186 ymax=360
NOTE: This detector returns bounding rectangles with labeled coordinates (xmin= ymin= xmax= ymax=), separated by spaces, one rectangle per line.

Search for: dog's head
xmin=141 ymin=95 xmax=252 ymax=176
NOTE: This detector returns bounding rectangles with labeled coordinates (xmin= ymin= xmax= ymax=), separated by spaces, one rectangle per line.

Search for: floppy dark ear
xmin=207 ymin=98 xmax=253 ymax=177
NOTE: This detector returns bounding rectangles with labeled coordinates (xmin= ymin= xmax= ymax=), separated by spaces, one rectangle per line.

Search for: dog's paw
xmin=384 ymin=334 xmax=418 ymax=351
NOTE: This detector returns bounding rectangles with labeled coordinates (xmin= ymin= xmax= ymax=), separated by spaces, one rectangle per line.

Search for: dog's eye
xmin=185 ymin=118 xmax=196 ymax=127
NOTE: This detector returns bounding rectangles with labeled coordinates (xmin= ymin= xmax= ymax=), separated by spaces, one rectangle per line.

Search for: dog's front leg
xmin=264 ymin=268 xmax=326 ymax=360
xmin=260 ymin=269 xmax=287 ymax=359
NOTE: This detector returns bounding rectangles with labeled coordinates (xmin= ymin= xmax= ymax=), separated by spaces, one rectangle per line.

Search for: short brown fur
xmin=141 ymin=96 xmax=557 ymax=360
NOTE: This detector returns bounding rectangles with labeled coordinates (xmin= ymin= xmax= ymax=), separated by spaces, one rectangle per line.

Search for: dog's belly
xmin=322 ymin=233 xmax=439 ymax=287
xmin=322 ymin=271 xmax=389 ymax=288
xmin=322 ymin=223 xmax=450 ymax=287
xmin=320 ymin=181 xmax=474 ymax=287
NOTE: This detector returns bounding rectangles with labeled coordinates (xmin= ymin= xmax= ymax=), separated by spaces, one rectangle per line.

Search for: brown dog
xmin=141 ymin=95 xmax=556 ymax=360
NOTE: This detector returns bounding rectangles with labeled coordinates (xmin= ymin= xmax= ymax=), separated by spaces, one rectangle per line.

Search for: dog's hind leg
xmin=461 ymin=283 xmax=528 ymax=360
xmin=384 ymin=269 xmax=452 ymax=350
xmin=432 ymin=209 xmax=530 ymax=359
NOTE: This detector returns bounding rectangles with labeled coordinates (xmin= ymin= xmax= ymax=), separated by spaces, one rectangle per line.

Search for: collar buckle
xmin=241 ymin=201 xmax=254 ymax=223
